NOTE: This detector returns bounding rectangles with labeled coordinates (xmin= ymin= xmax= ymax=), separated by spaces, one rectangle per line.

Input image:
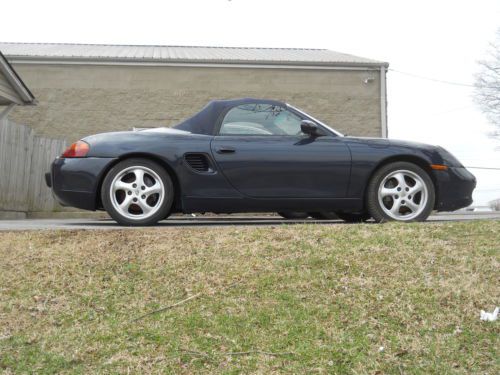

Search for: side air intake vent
xmin=184 ymin=153 xmax=212 ymax=173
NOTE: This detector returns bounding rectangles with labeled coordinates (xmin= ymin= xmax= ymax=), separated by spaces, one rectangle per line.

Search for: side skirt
xmin=182 ymin=197 xmax=363 ymax=214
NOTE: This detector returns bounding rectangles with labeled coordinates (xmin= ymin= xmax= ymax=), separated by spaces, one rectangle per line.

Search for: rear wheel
xmin=101 ymin=158 xmax=174 ymax=226
xmin=308 ymin=212 xmax=338 ymax=220
xmin=366 ymin=162 xmax=435 ymax=222
xmin=278 ymin=211 xmax=309 ymax=219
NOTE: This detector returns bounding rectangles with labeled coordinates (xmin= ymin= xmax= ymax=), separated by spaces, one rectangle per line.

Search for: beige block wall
xmin=9 ymin=63 xmax=382 ymax=142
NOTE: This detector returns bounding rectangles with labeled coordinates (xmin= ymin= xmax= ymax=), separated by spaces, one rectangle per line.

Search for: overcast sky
xmin=1 ymin=0 xmax=499 ymax=205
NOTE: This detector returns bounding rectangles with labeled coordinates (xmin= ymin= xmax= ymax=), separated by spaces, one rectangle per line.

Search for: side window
xmin=219 ymin=104 xmax=304 ymax=136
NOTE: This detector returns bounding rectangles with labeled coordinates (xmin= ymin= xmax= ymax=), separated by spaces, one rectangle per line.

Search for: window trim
xmin=287 ymin=104 xmax=343 ymax=137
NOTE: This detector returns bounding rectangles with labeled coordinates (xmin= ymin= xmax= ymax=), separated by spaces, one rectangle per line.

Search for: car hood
xmin=344 ymin=136 xmax=463 ymax=167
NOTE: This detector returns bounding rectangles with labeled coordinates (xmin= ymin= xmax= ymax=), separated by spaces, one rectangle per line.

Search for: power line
xmin=389 ymin=68 xmax=476 ymax=87
xmin=464 ymin=166 xmax=500 ymax=170
xmin=400 ymin=105 xmax=475 ymax=120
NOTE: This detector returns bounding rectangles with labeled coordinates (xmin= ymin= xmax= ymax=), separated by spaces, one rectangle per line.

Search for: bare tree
xmin=474 ymin=28 xmax=500 ymax=138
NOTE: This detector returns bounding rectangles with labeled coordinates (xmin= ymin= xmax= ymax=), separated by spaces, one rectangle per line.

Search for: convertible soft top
xmin=174 ymin=98 xmax=286 ymax=135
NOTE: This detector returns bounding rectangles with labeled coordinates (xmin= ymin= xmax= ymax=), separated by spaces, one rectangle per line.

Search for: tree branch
xmin=131 ymin=293 xmax=202 ymax=322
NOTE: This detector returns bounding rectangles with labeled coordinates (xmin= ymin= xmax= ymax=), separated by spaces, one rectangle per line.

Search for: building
xmin=0 ymin=43 xmax=388 ymax=142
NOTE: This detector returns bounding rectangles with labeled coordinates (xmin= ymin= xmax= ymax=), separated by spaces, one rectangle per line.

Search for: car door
xmin=210 ymin=103 xmax=351 ymax=198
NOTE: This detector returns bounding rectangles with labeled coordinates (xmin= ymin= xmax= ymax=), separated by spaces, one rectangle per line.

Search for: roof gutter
xmin=0 ymin=51 xmax=36 ymax=105
xmin=6 ymin=55 xmax=389 ymax=70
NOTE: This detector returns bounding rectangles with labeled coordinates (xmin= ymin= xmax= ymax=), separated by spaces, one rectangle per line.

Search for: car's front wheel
xmin=101 ymin=158 xmax=174 ymax=226
xmin=366 ymin=162 xmax=435 ymax=222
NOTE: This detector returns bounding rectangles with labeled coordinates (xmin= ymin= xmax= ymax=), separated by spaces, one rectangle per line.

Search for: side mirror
xmin=301 ymin=120 xmax=324 ymax=137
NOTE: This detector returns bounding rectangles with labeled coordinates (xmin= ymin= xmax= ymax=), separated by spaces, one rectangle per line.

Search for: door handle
xmin=216 ymin=147 xmax=236 ymax=154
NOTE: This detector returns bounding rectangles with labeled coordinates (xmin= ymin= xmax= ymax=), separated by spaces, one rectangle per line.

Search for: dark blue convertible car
xmin=46 ymin=98 xmax=476 ymax=226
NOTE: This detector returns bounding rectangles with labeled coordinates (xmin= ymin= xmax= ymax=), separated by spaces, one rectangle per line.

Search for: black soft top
xmin=174 ymin=98 xmax=286 ymax=135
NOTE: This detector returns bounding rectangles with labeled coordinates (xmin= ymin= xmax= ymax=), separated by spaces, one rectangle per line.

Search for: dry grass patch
xmin=0 ymin=221 xmax=499 ymax=374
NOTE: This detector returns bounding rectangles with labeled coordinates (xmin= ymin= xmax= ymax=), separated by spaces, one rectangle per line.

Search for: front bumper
xmin=434 ymin=167 xmax=476 ymax=211
xmin=46 ymin=157 xmax=117 ymax=210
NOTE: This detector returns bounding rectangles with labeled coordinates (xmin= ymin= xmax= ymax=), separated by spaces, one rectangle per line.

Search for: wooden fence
xmin=0 ymin=118 xmax=67 ymax=213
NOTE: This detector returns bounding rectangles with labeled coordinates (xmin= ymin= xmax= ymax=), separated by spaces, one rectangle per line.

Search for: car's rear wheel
xmin=101 ymin=158 xmax=174 ymax=226
xmin=308 ymin=212 xmax=338 ymax=220
xmin=366 ymin=162 xmax=435 ymax=222
xmin=277 ymin=211 xmax=309 ymax=219
xmin=336 ymin=212 xmax=371 ymax=223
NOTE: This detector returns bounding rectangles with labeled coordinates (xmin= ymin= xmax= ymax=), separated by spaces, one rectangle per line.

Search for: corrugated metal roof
xmin=0 ymin=42 xmax=387 ymax=67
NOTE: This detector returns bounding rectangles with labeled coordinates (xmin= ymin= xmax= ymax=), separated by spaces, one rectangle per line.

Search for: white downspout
xmin=380 ymin=66 xmax=388 ymax=138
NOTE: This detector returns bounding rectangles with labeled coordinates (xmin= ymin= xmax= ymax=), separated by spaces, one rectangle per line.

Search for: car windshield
xmin=287 ymin=104 xmax=344 ymax=137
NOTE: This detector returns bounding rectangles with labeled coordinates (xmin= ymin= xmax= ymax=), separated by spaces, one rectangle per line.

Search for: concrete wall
xmin=9 ymin=64 xmax=382 ymax=142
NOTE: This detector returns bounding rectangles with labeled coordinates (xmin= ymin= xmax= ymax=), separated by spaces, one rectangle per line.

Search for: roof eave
xmin=6 ymin=55 xmax=389 ymax=69
xmin=0 ymin=51 xmax=36 ymax=105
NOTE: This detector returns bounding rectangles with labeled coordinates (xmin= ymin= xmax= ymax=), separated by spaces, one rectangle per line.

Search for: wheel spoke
xmin=380 ymin=186 xmax=397 ymax=197
xmin=119 ymin=195 xmax=133 ymax=210
xmin=408 ymin=180 xmax=423 ymax=195
xmin=144 ymin=183 xmax=161 ymax=197
xmin=113 ymin=180 xmax=132 ymax=192
xmin=137 ymin=199 xmax=153 ymax=215
xmin=390 ymin=200 xmax=402 ymax=215
xmin=393 ymin=172 xmax=406 ymax=189
xmin=405 ymin=199 xmax=420 ymax=212
xmin=133 ymin=169 xmax=145 ymax=185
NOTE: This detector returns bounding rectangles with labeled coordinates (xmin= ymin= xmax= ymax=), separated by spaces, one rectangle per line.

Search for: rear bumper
xmin=47 ymin=157 xmax=117 ymax=210
xmin=434 ymin=167 xmax=476 ymax=211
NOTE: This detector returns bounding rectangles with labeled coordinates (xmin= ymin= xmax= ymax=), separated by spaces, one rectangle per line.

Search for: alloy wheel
xmin=377 ymin=169 xmax=428 ymax=221
xmin=110 ymin=166 xmax=165 ymax=220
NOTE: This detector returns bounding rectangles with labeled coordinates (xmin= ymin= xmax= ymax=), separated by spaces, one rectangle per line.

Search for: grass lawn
xmin=0 ymin=221 xmax=499 ymax=374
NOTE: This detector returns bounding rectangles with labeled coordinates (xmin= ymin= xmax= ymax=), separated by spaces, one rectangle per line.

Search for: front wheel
xmin=366 ymin=162 xmax=435 ymax=222
xmin=101 ymin=158 xmax=174 ymax=226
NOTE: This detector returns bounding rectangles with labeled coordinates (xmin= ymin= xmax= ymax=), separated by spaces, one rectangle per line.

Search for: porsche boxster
xmin=45 ymin=98 xmax=476 ymax=225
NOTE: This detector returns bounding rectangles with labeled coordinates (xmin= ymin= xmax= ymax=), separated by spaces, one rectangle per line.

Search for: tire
xmin=308 ymin=212 xmax=338 ymax=220
xmin=101 ymin=158 xmax=174 ymax=226
xmin=278 ymin=211 xmax=310 ymax=219
xmin=366 ymin=162 xmax=435 ymax=223
xmin=336 ymin=212 xmax=371 ymax=223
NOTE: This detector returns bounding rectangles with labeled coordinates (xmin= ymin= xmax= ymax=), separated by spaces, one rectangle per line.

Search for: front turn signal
xmin=430 ymin=164 xmax=448 ymax=171
xmin=61 ymin=141 xmax=90 ymax=158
